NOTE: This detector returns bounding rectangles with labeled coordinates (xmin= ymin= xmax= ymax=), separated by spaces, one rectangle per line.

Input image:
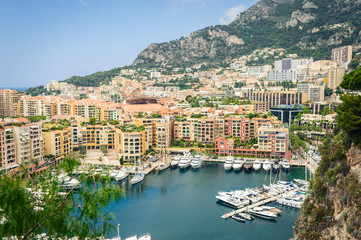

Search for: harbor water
xmin=108 ymin=163 xmax=306 ymax=240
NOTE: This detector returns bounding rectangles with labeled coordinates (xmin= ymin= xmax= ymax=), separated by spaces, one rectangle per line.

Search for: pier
xmin=221 ymin=195 xmax=280 ymax=219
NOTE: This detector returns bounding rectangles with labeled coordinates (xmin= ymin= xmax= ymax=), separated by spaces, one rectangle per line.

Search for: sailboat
xmin=130 ymin=157 xmax=145 ymax=185
xmin=157 ymin=135 xmax=170 ymax=172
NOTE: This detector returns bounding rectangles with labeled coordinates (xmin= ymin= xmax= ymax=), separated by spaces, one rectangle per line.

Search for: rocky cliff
xmin=133 ymin=0 xmax=361 ymax=66
xmin=294 ymin=132 xmax=361 ymax=239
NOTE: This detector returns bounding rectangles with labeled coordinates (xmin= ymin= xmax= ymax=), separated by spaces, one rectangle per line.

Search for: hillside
xmin=133 ymin=0 xmax=361 ymax=67
xmin=294 ymin=67 xmax=361 ymax=239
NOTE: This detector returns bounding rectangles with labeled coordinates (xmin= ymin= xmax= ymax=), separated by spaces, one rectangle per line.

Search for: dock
xmin=221 ymin=195 xmax=279 ymax=219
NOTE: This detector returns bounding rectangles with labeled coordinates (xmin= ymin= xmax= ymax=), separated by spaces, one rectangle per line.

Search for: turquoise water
xmin=108 ymin=163 xmax=306 ymax=240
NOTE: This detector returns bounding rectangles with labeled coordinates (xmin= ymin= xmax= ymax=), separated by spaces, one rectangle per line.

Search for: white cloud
xmin=219 ymin=4 xmax=246 ymax=25
xmin=78 ymin=0 xmax=89 ymax=6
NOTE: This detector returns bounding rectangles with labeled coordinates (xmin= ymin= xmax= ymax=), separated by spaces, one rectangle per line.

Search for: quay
xmin=221 ymin=195 xmax=279 ymax=219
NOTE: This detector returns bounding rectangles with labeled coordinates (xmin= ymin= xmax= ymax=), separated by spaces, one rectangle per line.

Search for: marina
xmin=107 ymin=162 xmax=306 ymax=240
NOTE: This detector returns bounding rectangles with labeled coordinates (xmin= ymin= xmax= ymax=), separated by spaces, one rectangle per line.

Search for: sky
xmin=0 ymin=0 xmax=257 ymax=89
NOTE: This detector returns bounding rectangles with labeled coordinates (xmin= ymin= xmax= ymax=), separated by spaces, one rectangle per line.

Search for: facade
xmin=327 ymin=66 xmax=346 ymax=89
xmin=215 ymin=126 xmax=290 ymax=159
xmin=0 ymin=89 xmax=21 ymax=117
xmin=42 ymin=125 xmax=72 ymax=161
xmin=0 ymin=123 xmax=44 ymax=170
xmin=331 ymin=45 xmax=353 ymax=65
xmin=267 ymin=69 xmax=297 ymax=82
xmin=270 ymin=105 xmax=304 ymax=126
xmin=84 ymin=125 xmax=114 ymax=150
xmin=114 ymin=127 xmax=146 ymax=162
xmin=244 ymin=91 xmax=307 ymax=107
xmin=308 ymin=85 xmax=325 ymax=102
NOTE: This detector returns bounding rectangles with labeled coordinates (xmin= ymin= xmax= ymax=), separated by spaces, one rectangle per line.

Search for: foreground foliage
xmin=0 ymin=157 xmax=123 ymax=239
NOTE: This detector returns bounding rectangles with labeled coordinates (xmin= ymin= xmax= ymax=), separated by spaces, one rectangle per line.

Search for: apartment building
xmin=42 ymin=124 xmax=72 ymax=161
xmin=243 ymin=91 xmax=307 ymax=107
xmin=114 ymin=126 xmax=146 ymax=162
xmin=327 ymin=66 xmax=346 ymax=89
xmin=257 ymin=126 xmax=289 ymax=159
xmin=173 ymin=118 xmax=198 ymax=142
xmin=84 ymin=125 xmax=114 ymax=150
xmin=251 ymin=102 xmax=269 ymax=113
xmin=155 ymin=121 xmax=171 ymax=151
xmin=0 ymin=123 xmax=44 ymax=169
xmin=0 ymin=89 xmax=21 ymax=117
xmin=297 ymin=83 xmax=325 ymax=102
xmin=224 ymin=116 xmax=280 ymax=141
xmin=331 ymin=45 xmax=353 ymax=65
xmin=215 ymin=126 xmax=290 ymax=159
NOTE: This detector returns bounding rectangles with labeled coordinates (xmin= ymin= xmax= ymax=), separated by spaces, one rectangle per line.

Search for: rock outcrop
xmin=133 ymin=0 xmax=361 ymax=66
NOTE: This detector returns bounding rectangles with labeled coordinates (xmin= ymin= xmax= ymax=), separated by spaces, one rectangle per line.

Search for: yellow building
xmin=84 ymin=125 xmax=114 ymax=150
xmin=114 ymin=125 xmax=146 ymax=162
xmin=42 ymin=124 xmax=72 ymax=161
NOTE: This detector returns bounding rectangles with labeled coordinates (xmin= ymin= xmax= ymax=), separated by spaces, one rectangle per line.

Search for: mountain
xmin=133 ymin=0 xmax=361 ymax=67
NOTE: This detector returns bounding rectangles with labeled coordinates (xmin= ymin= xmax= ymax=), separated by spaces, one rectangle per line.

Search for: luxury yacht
xmin=224 ymin=156 xmax=234 ymax=171
xmin=238 ymin=213 xmax=254 ymax=221
xmin=191 ymin=155 xmax=202 ymax=169
xmin=273 ymin=161 xmax=280 ymax=172
xmin=282 ymin=160 xmax=290 ymax=172
xmin=232 ymin=158 xmax=244 ymax=171
xmin=244 ymin=160 xmax=253 ymax=172
xmin=262 ymin=160 xmax=272 ymax=171
xmin=171 ymin=155 xmax=181 ymax=168
xmin=249 ymin=207 xmax=277 ymax=220
xmin=253 ymin=160 xmax=261 ymax=171
xmin=178 ymin=155 xmax=192 ymax=169
xmin=114 ymin=169 xmax=129 ymax=181
xmin=232 ymin=215 xmax=246 ymax=222
xmin=130 ymin=173 xmax=145 ymax=185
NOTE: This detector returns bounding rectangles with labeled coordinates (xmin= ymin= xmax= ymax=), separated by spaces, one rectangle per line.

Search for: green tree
xmin=324 ymin=87 xmax=333 ymax=97
xmin=0 ymin=156 xmax=122 ymax=239
xmin=89 ymin=118 xmax=96 ymax=125
xmin=341 ymin=66 xmax=361 ymax=90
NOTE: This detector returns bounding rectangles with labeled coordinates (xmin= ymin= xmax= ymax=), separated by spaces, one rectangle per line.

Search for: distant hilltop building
xmin=331 ymin=45 xmax=353 ymax=66
xmin=267 ymin=58 xmax=313 ymax=82
xmin=45 ymin=80 xmax=76 ymax=92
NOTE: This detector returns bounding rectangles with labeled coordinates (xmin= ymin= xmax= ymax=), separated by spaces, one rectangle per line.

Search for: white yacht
xmin=138 ymin=234 xmax=151 ymax=240
xmin=232 ymin=215 xmax=246 ymax=222
xmin=171 ymin=155 xmax=181 ymax=168
xmin=282 ymin=160 xmax=290 ymax=171
xmin=124 ymin=236 xmax=138 ymax=240
xmin=277 ymin=195 xmax=303 ymax=208
xmin=253 ymin=160 xmax=261 ymax=171
xmin=224 ymin=156 xmax=234 ymax=171
xmin=157 ymin=161 xmax=170 ymax=172
xmin=130 ymin=173 xmax=145 ymax=185
xmin=273 ymin=161 xmax=280 ymax=171
xmin=262 ymin=160 xmax=272 ymax=171
xmin=114 ymin=169 xmax=129 ymax=181
xmin=216 ymin=195 xmax=249 ymax=209
xmin=238 ymin=213 xmax=254 ymax=221
xmin=232 ymin=158 xmax=244 ymax=171
xmin=58 ymin=175 xmax=80 ymax=189
xmin=191 ymin=155 xmax=202 ymax=169
xmin=178 ymin=155 xmax=192 ymax=169
xmin=249 ymin=207 xmax=277 ymax=220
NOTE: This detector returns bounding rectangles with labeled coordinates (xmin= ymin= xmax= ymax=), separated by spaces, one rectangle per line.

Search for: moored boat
xmin=244 ymin=160 xmax=253 ymax=172
xmin=282 ymin=160 xmax=290 ymax=172
xmin=171 ymin=155 xmax=181 ymax=168
xmin=262 ymin=160 xmax=272 ymax=171
xmin=273 ymin=161 xmax=280 ymax=172
xmin=232 ymin=158 xmax=244 ymax=171
xmin=232 ymin=215 xmax=246 ymax=222
xmin=224 ymin=156 xmax=234 ymax=171
xmin=179 ymin=155 xmax=192 ymax=169
xmin=130 ymin=173 xmax=145 ymax=185
xmin=253 ymin=160 xmax=261 ymax=171
xmin=191 ymin=155 xmax=202 ymax=169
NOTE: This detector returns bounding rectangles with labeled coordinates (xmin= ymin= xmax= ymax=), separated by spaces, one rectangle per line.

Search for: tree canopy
xmin=340 ymin=66 xmax=361 ymax=91
xmin=0 ymin=156 xmax=123 ymax=239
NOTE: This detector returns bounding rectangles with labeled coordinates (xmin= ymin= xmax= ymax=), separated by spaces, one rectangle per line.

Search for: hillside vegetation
xmin=134 ymin=0 xmax=361 ymax=67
